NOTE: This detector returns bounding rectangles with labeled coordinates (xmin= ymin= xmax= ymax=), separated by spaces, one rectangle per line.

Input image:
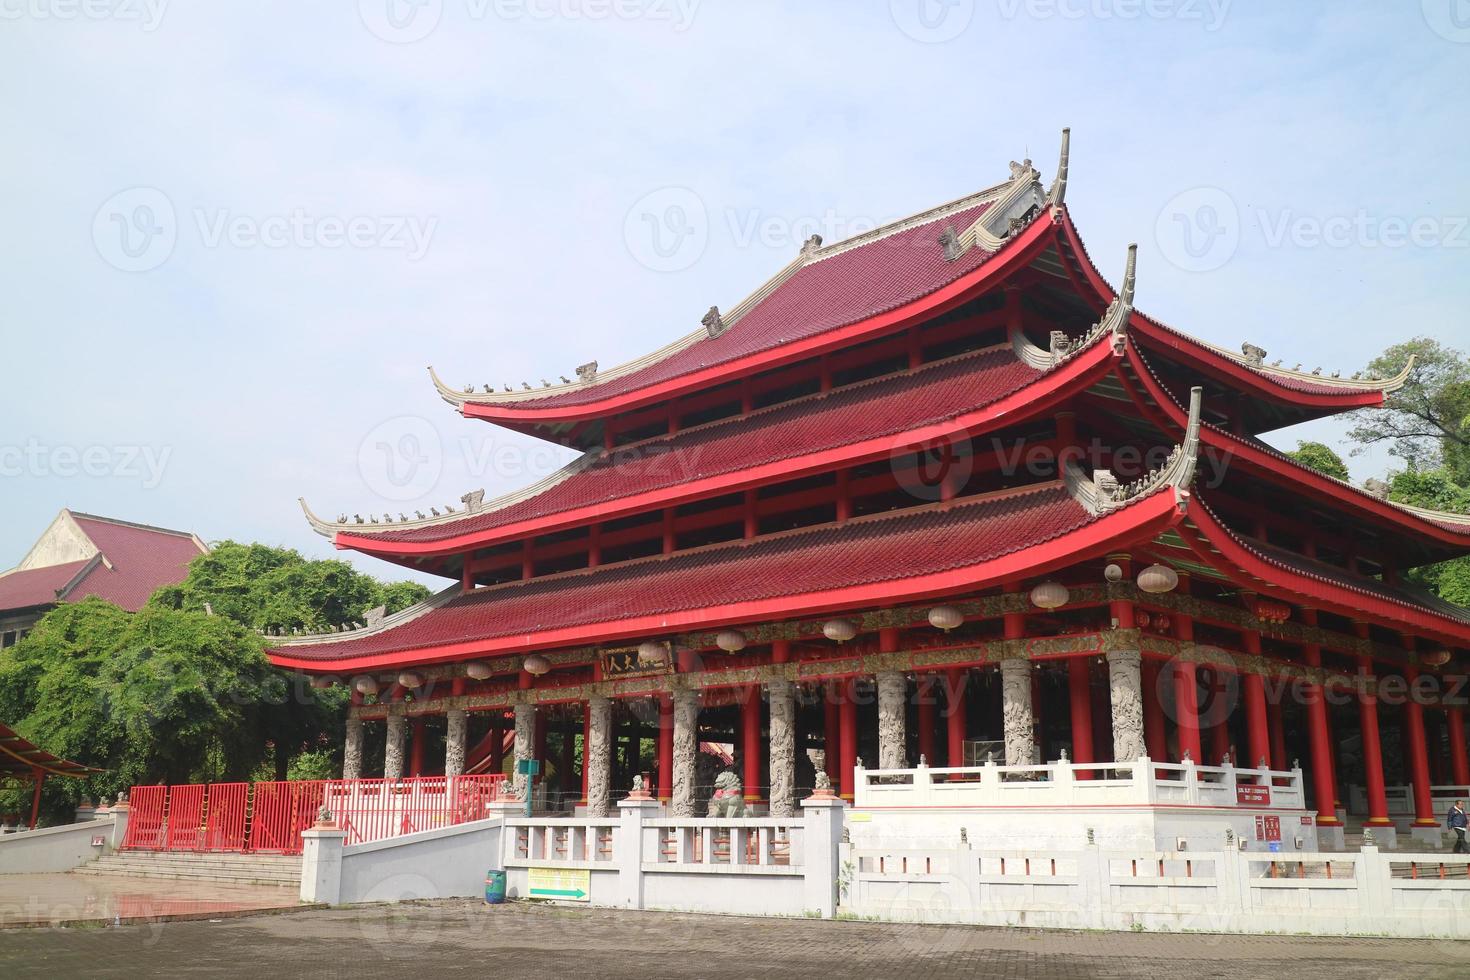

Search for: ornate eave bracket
xmin=1011 ymin=242 xmax=1136 ymax=370
xmin=1065 ymin=385 xmax=1202 ymax=516
xmin=1046 ymin=127 xmax=1070 ymax=208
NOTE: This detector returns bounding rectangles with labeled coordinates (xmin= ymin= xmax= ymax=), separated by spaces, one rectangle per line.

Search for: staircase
xmin=74 ymin=850 xmax=302 ymax=887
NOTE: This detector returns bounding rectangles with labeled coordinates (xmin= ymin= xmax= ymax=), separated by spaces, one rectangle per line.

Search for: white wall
xmin=335 ymin=819 xmax=504 ymax=904
xmin=0 ymin=817 xmax=118 ymax=873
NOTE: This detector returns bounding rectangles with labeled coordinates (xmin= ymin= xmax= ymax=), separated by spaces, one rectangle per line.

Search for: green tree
xmin=1348 ymin=337 xmax=1470 ymax=482
xmin=149 ymin=540 xmax=429 ymax=632
xmin=1386 ymin=468 xmax=1470 ymax=606
xmin=1287 ymin=440 xmax=1351 ymax=482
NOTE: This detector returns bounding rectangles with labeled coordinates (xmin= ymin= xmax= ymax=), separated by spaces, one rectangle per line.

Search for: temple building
xmin=0 ymin=510 xmax=208 ymax=647
xmin=269 ymin=131 xmax=1470 ymax=849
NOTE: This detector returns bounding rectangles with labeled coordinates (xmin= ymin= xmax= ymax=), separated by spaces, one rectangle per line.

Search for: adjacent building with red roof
xmin=268 ymin=131 xmax=1470 ymax=848
xmin=0 ymin=510 xmax=208 ymax=645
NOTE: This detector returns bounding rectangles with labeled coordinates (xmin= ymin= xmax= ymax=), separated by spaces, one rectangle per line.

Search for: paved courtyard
xmin=0 ymin=874 xmax=300 ymax=927
xmin=3 ymin=900 xmax=1469 ymax=979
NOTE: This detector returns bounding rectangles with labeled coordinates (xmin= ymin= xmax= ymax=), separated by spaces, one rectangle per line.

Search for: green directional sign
xmin=527 ymin=867 xmax=590 ymax=902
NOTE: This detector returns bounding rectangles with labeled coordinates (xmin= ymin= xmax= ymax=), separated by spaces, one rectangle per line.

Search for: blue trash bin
xmin=485 ymin=870 xmax=507 ymax=904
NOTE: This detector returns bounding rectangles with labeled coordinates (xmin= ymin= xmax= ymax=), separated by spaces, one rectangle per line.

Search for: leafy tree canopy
xmin=1287 ymin=441 xmax=1350 ymax=482
xmin=1349 ymin=337 xmax=1470 ymax=482
xmin=149 ymin=540 xmax=430 ymax=632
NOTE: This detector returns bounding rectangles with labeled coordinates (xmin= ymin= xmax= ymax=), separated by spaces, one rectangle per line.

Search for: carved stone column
xmin=384 ymin=714 xmax=406 ymax=780
xmin=513 ymin=702 xmax=536 ymax=799
xmin=876 ymin=671 xmax=908 ymax=770
xmin=999 ymin=658 xmax=1036 ymax=766
xmin=672 ymin=688 xmax=700 ymax=816
xmin=587 ymin=696 xmax=613 ymax=817
xmin=767 ymin=679 xmax=796 ymax=817
xmin=343 ymin=716 xmax=363 ymax=780
xmin=1107 ymin=649 xmax=1146 ymax=762
xmin=444 ymin=709 xmax=467 ymax=778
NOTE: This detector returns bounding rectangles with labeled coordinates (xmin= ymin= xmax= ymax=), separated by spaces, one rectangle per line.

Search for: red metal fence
xmin=120 ymin=774 xmax=504 ymax=855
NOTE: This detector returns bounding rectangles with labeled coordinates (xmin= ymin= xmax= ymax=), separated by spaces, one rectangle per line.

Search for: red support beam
xmin=1171 ymin=582 xmax=1203 ymax=763
xmin=1242 ymin=631 xmax=1271 ymax=769
xmin=917 ymin=676 xmax=936 ymax=766
xmin=742 ymin=686 xmax=762 ymax=803
xmin=1142 ymin=658 xmax=1166 ymax=762
xmin=1405 ymin=659 xmax=1440 ymax=829
xmin=1355 ymin=626 xmax=1394 ymax=829
xmin=824 ymin=682 xmax=841 ymax=780
xmin=1300 ymin=611 xmax=1343 ymax=829
xmin=1068 ymin=657 xmax=1094 ymax=776
xmin=657 ymin=695 xmax=673 ymax=803
xmin=839 ymin=679 xmax=857 ymax=801
xmin=1449 ymin=705 xmax=1470 ymax=787
xmin=29 ymin=768 xmax=45 ymax=830
xmin=409 ymin=717 xmax=427 ymax=777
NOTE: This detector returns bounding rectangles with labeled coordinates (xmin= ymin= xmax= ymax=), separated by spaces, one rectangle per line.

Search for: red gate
xmin=164 ymin=783 xmax=208 ymax=850
xmin=118 ymin=785 xmax=168 ymax=849
xmin=121 ymin=775 xmax=504 ymax=855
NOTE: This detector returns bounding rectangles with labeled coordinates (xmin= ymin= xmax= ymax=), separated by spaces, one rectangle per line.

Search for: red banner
xmin=1236 ymin=784 xmax=1270 ymax=806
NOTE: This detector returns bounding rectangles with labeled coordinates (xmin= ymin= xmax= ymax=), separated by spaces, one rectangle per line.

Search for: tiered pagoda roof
xmin=273 ymin=131 xmax=1470 ymax=674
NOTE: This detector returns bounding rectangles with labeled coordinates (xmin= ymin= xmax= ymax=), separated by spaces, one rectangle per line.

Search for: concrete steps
xmin=75 ymin=851 xmax=302 ymax=887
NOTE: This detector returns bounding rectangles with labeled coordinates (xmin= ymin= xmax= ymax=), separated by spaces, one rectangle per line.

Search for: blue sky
xmin=2 ymin=1 xmax=1467 ymax=586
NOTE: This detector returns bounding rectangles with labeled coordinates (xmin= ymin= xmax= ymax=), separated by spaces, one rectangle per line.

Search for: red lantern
xmin=1136 ymin=611 xmax=1151 ymax=629
xmin=1154 ymin=614 xmax=1171 ymax=632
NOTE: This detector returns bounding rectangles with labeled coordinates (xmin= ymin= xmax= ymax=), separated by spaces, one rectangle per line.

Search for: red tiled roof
xmin=0 ymin=561 xmax=90 ymax=612
xmin=485 ymin=202 xmax=997 ymax=411
xmin=274 ymin=482 xmax=1101 ymax=665
xmin=357 ymin=346 xmax=1042 ymax=546
xmin=61 ymin=515 xmax=206 ymax=612
xmin=1250 ymin=539 xmax=1470 ymax=627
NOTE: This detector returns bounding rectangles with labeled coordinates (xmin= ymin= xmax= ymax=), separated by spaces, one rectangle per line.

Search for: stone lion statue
xmin=707 ymin=770 xmax=746 ymax=818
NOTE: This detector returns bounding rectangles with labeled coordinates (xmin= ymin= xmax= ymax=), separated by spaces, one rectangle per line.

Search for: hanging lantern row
xmin=1030 ymin=581 xmax=1070 ymax=610
xmin=522 ymin=654 xmax=552 ymax=676
xmin=1251 ymin=598 xmax=1291 ymax=624
xmin=1135 ymin=611 xmax=1172 ymax=633
xmin=927 ymin=605 xmax=964 ymax=632
xmin=715 ymin=629 xmax=747 ymax=653
xmin=1137 ymin=564 xmax=1180 ymax=594
xmin=823 ymin=619 xmax=858 ymax=643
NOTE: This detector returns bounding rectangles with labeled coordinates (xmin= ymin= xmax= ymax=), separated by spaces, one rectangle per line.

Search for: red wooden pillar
xmin=1068 ymin=657 xmax=1094 ymax=777
xmin=1171 ymin=594 xmax=1203 ymax=763
xmin=742 ymin=686 xmax=762 ymax=802
xmin=1142 ymin=657 xmax=1166 ymax=762
xmin=917 ymin=676 xmax=937 ymax=766
xmin=1448 ymin=705 xmax=1470 ymax=786
xmin=945 ymin=668 xmax=966 ymax=768
xmin=1267 ymin=700 xmax=1288 ymax=771
xmin=409 ymin=717 xmax=427 ymax=777
xmin=839 ymin=679 xmax=857 ymax=801
xmin=824 ymin=682 xmax=841 ymax=780
xmin=657 ymin=694 xmax=673 ymax=803
xmin=1355 ymin=625 xmax=1394 ymax=829
xmin=1300 ymin=614 xmax=1343 ymax=829
xmin=1242 ymin=631 xmax=1271 ymax=769
xmin=1404 ymin=660 xmax=1440 ymax=830
xmin=28 ymin=768 xmax=45 ymax=830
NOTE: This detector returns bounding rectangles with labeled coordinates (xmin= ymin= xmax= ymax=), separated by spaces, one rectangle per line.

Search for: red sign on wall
xmin=1254 ymin=815 xmax=1282 ymax=841
xmin=1236 ymin=785 xmax=1270 ymax=806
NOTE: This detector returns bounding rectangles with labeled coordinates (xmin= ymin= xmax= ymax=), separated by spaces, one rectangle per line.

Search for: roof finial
xmin=1047 ymin=127 xmax=1070 ymax=207
xmin=1121 ymin=242 xmax=1137 ymax=307
xmin=702 ymin=306 xmax=728 ymax=339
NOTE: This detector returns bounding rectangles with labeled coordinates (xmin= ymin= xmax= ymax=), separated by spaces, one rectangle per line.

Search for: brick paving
xmin=2 ymin=900 xmax=1469 ymax=979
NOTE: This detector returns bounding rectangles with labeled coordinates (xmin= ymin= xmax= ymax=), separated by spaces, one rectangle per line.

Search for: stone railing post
xmin=616 ymin=796 xmax=660 ymax=909
xmin=801 ymin=794 xmax=846 ymax=918
xmin=1132 ymin=754 xmax=1155 ymax=803
xmin=108 ymin=794 xmax=130 ymax=849
xmin=300 ymin=820 xmax=348 ymax=905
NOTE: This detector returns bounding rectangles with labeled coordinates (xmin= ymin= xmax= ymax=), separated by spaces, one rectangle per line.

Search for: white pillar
xmin=616 ymin=797 xmax=660 ymax=908
xmin=444 ymin=709 xmax=467 ymax=778
xmin=1000 ymin=658 xmax=1036 ymax=766
xmin=1106 ymin=649 xmax=1146 ymax=762
xmin=384 ymin=714 xmax=406 ymax=780
xmin=876 ymin=671 xmax=907 ymax=770
xmin=767 ymin=679 xmax=796 ymax=817
xmin=343 ymin=716 xmax=364 ymax=780
xmin=300 ymin=825 xmax=347 ymax=905
xmin=513 ymin=702 xmax=536 ymax=799
xmin=800 ymin=795 xmax=847 ymax=918
xmin=672 ymin=688 xmax=699 ymax=817
xmin=587 ymin=696 xmax=613 ymax=817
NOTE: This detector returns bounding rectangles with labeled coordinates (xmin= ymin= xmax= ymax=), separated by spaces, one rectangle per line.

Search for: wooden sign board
xmin=600 ymin=643 xmax=674 ymax=680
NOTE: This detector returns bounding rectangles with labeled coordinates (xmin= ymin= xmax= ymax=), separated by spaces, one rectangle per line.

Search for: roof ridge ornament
xmin=1047 ymin=127 xmax=1070 ymax=208
xmin=576 ymin=361 xmax=599 ymax=383
xmin=1065 ymin=386 xmax=1202 ymax=516
xmin=800 ymin=234 xmax=823 ymax=259
xmin=702 ymin=305 xmax=728 ymax=339
xmin=1013 ymin=243 xmax=1135 ymax=369
xmin=939 ymin=225 xmax=962 ymax=262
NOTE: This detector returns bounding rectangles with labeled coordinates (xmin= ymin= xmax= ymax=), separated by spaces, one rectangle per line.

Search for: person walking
xmin=1449 ymin=799 xmax=1468 ymax=854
